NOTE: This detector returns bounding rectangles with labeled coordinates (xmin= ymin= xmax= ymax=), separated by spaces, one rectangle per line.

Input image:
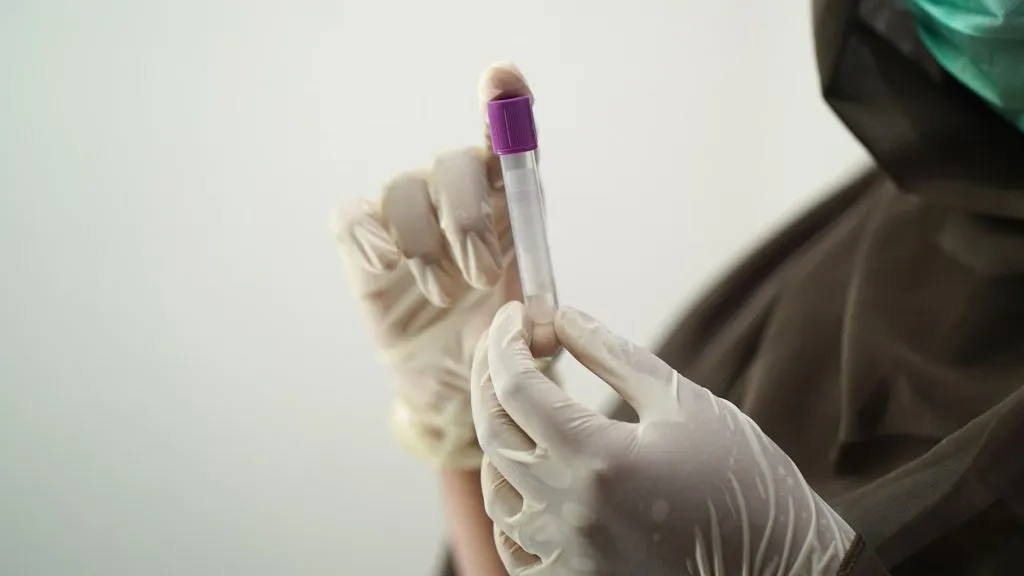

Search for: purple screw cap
xmin=487 ymin=95 xmax=538 ymax=155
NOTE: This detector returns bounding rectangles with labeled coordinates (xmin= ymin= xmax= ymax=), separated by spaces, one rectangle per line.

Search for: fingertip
xmin=554 ymin=306 xmax=685 ymax=421
xmin=477 ymin=62 xmax=532 ymax=108
xmin=479 ymin=63 xmax=533 ymax=157
xmin=553 ymin=304 xmax=635 ymax=381
xmin=494 ymin=302 xmax=558 ymax=358
xmin=529 ymin=322 xmax=559 ymax=359
xmin=492 ymin=300 xmax=530 ymax=342
xmin=553 ymin=305 xmax=573 ymax=325
xmin=554 ymin=305 xmax=602 ymax=343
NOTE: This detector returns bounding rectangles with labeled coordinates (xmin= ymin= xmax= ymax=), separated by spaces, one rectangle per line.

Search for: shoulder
xmin=659 ymin=169 xmax=887 ymax=375
xmin=606 ymin=169 xmax=889 ymax=423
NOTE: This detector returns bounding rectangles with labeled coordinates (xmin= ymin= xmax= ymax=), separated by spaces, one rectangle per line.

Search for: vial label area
xmin=505 ymin=167 xmax=557 ymax=299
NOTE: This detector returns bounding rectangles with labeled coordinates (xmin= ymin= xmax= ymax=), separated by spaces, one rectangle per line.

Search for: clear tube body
xmin=500 ymin=151 xmax=558 ymax=325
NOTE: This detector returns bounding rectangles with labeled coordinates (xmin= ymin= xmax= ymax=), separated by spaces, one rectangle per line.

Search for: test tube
xmin=487 ymin=95 xmax=558 ymax=326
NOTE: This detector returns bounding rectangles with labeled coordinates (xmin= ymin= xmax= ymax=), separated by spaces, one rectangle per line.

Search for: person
xmin=335 ymin=0 xmax=1024 ymax=573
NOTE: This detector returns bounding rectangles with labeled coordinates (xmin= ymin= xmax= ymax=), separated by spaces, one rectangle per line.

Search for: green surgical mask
xmin=906 ymin=0 xmax=1024 ymax=130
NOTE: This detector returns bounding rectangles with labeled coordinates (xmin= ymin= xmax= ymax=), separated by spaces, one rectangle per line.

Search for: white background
xmin=0 ymin=1 xmax=868 ymax=574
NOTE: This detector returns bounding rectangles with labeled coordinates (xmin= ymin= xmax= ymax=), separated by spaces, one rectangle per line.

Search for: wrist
xmin=441 ymin=468 xmax=507 ymax=576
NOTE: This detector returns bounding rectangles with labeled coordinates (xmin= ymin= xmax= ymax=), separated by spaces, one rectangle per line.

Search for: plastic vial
xmin=487 ymin=95 xmax=558 ymax=326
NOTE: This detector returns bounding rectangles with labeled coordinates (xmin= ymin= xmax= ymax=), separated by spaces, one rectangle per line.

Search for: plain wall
xmin=0 ymin=1 xmax=869 ymax=574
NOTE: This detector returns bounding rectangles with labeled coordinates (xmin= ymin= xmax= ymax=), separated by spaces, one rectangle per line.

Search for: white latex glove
xmin=334 ymin=64 xmax=535 ymax=469
xmin=471 ymin=302 xmax=857 ymax=575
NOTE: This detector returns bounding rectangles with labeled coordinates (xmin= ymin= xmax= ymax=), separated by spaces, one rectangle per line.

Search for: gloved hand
xmin=334 ymin=64 xmax=534 ymax=469
xmin=472 ymin=302 xmax=857 ymax=575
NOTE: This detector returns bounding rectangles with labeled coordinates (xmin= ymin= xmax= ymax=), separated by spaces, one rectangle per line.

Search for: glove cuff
xmin=389 ymin=400 xmax=483 ymax=470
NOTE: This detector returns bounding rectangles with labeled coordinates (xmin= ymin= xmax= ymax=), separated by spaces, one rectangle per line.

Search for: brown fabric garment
xmin=612 ymin=171 xmax=1024 ymax=574
xmin=435 ymin=168 xmax=1024 ymax=575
